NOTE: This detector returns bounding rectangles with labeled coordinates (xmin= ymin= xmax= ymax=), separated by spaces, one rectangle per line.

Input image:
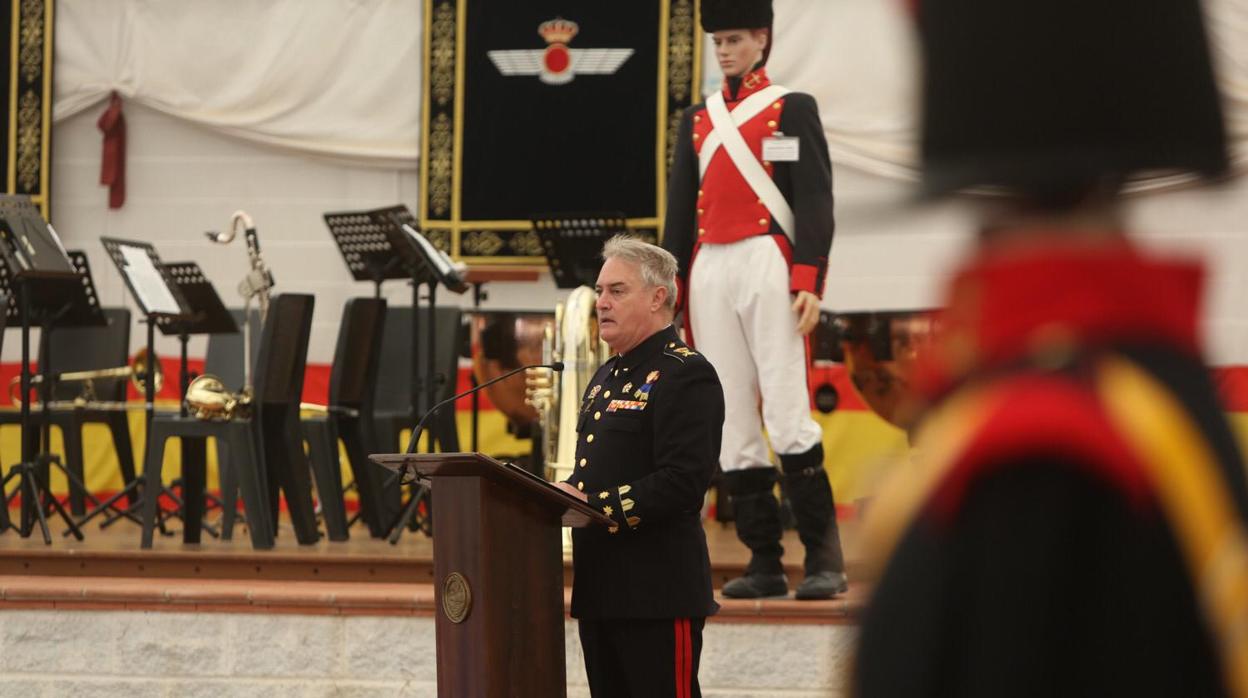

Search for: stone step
xmin=0 ymin=573 xmax=865 ymax=623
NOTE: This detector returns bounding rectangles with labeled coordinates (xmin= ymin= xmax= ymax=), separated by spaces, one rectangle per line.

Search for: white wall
xmin=38 ymin=101 xmax=558 ymax=366
xmin=15 ymin=99 xmax=1247 ymax=368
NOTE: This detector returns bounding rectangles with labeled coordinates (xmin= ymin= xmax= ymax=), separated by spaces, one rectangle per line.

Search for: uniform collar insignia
xmin=616 ymin=325 xmax=680 ymax=372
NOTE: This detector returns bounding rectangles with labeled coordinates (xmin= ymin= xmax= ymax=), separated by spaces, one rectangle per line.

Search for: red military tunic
xmin=663 ymin=67 xmax=834 ymax=304
xmin=854 ymin=241 xmax=1248 ymax=698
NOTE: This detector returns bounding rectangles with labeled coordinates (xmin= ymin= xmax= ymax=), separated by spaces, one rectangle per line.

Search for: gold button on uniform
xmin=594 ymin=411 xmax=601 ymax=420
xmin=697 ymin=208 xmax=704 ymax=215
xmin=587 ymin=434 xmax=595 ymax=443
xmin=694 ymin=114 xmax=701 ymax=122
xmin=773 ymin=102 xmax=782 ymax=110
xmin=604 ymin=391 xmax=611 ymax=398
xmin=579 ymin=458 xmax=587 ymax=467
xmin=698 ymin=228 xmax=706 ymax=236
xmin=767 ymin=120 xmax=777 ymax=128
xmin=759 ymin=218 xmax=768 ymax=226
xmin=693 ymin=133 xmax=700 ymax=141
xmin=698 ymin=189 xmax=703 ymax=197
xmin=577 ymin=482 xmax=584 ymax=491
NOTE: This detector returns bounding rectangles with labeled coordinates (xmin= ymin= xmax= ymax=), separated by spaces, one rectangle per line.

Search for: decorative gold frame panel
xmin=4 ymin=0 xmax=53 ymax=218
xmin=419 ymin=0 xmax=701 ymax=265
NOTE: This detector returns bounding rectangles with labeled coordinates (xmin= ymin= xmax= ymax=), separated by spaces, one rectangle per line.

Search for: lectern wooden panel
xmin=370 ymin=452 xmax=611 ymax=698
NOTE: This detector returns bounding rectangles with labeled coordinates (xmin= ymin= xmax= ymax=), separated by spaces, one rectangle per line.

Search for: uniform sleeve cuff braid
xmin=790 ymin=263 xmax=821 ymax=296
xmin=596 ymin=485 xmax=638 ymax=531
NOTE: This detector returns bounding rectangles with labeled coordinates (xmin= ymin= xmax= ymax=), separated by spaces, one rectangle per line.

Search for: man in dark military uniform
xmin=661 ymin=0 xmax=846 ymax=602
xmin=556 ymin=235 xmax=724 ymax=697
xmin=854 ymin=0 xmax=1248 ymax=696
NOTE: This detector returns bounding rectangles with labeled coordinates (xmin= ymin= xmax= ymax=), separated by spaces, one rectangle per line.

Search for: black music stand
xmin=324 ymin=209 xmax=411 ymax=299
xmin=92 ymin=237 xmax=194 ymax=534
xmin=160 ymin=261 xmax=239 ymax=540
xmin=0 ymin=195 xmax=92 ymax=542
xmin=79 ymin=261 xmax=239 ymax=539
xmin=324 ymin=204 xmax=462 ymax=539
xmin=533 ymin=212 xmax=627 ymax=289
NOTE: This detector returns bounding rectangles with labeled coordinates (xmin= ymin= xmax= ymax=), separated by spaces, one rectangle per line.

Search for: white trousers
xmin=689 ymin=235 xmax=823 ymax=473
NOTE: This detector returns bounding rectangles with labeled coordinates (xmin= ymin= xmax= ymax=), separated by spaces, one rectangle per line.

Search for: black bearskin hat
xmin=919 ymin=0 xmax=1228 ymax=199
xmin=700 ymin=0 xmax=773 ymax=33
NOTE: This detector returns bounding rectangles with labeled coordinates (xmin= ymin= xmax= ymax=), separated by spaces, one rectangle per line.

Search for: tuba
xmin=527 ymin=286 xmax=610 ymax=484
xmin=188 ymin=211 xmax=273 ymax=420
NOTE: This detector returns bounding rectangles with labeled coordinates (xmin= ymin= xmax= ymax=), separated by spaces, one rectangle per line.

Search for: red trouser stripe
xmin=673 ymin=618 xmax=692 ymax=698
xmin=674 ymin=619 xmax=685 ymax=698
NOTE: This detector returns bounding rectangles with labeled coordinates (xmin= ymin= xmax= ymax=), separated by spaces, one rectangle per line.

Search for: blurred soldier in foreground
xmin=854 ymin=0 xmax=1248 ymax=696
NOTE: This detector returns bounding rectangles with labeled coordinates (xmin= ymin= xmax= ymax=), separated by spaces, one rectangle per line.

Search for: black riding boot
xmin=780 ymin=443 xmax=848 ymax=599
xmin=721 ymin=467 xmax=789 ymax=598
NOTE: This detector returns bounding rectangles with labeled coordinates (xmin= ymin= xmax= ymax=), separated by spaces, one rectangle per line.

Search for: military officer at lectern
xmin=556 ymin=236 xmax=724 ymax=698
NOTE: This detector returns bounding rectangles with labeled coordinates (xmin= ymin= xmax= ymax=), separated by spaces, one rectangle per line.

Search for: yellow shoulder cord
xmin=1099 ymin=357 xmax=1248 ymax=698
xmin=857 ymin=384 xmax=998 ymax=579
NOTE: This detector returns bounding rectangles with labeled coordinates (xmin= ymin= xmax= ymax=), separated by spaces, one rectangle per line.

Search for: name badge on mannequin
xmin=762 ymin=134 xmax=799 ymax=162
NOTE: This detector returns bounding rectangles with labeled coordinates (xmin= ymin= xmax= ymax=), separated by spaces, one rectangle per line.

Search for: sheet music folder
xmin=99 ymin=237 xmax=193 ymax=321
xmin=533 ymin=212 xmax=628 ymax=289
xmin=324 ymin=205 xmax=437 ymax=285
xmin=0 ymin=196 xmax=91 ymax=320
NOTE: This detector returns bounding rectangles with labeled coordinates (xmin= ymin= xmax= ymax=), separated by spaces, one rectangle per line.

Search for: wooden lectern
xmin=370 ymin=451 xmax=612 ymax=697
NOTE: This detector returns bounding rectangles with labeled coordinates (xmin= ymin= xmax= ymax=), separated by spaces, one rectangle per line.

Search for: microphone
xmin=404 ymin=361 xmax=565 ymax=455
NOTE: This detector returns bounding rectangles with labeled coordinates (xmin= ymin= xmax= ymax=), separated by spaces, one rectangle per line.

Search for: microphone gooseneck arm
xmin=404 ymin=361 xmax=565 ymax=455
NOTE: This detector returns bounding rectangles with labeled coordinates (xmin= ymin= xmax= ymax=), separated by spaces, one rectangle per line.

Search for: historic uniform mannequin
xmin=662 ymin=0 xmax=845 ymax=600
xmin=854 ymin=1 xmax=1248 ymax=696
xmin=559 ymin=237 xmax=724 ymax=697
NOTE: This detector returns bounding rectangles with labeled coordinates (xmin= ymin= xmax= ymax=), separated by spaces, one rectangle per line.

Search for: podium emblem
xmin=442 ymin=572 xmax=473 ymax=624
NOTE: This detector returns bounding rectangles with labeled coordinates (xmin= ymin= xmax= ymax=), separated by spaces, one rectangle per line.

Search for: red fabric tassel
xmin=97 ymin=91 xmax=127 ymax=209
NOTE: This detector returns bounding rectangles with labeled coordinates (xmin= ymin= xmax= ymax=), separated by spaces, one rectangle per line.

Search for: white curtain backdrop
xmin=54 ymin=0 xmax=421 ymax=167
xmin=54 ymin=0 xmax=1247 ymax=178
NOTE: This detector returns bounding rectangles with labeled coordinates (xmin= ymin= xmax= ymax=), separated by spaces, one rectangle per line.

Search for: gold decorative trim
xmin=6 ymin=0 xmax=51 ymax=214
xmin=16 ymin=89 xmax=38 ymax=191
xmin=668 ymin=0 xmax=694 ymax=104
xmin=18 ymin=0 xmax=41 ymax=84
xmin=419 ymin=1 xmax=696 ymax=263
xmin=418 ymin=0 xmax=434 ymax=221
xmin=441 ymin=572 xmax=472 ymax=624
xmin=461 ymin=230 xmax=504 ymax=256
xmin=39 ymin=0 xmax=51 ymax=216
xmin=424 ymin=228 xmax=452 ymax=252
xmin=655 ymin=0 xmax=671 ymax=229
xmin=509 ymin=229 xmax=543 ymax=256
xmin=429 ymin=2 xmax=456 ymax=109
xmin=8 ymin=0 xmax=22 ymax=192
xmin=428 ymin=112 xmax=453 ymax=217
xmin=451 ymin=0 xmax=467 ymax=229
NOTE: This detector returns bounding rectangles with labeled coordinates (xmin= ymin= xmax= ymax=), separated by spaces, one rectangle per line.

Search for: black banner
xmin=1 ymin=0 xmax=54 ymax=218
xmin=420 ymin=0 xmax=700 ymax=263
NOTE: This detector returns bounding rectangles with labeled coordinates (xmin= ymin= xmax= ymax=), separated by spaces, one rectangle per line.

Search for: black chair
xmin=202 ymin=309 xmax=261 ymax=391
xmin=141 ymin=294 xmax=319 ymax=549
xmin=372 ymin=306 xmax=464 ymax=540
xmin=0 ymin=307 xmax=137 ymax=516
xmin=302 ymin=297 xmax=387 ymax=540
xmin=374 ymin=306 xmax=464 ymax=454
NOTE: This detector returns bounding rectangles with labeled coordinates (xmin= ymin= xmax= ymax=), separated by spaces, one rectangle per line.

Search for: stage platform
xmin=0 ymin=515 xmax=866 ymax=622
